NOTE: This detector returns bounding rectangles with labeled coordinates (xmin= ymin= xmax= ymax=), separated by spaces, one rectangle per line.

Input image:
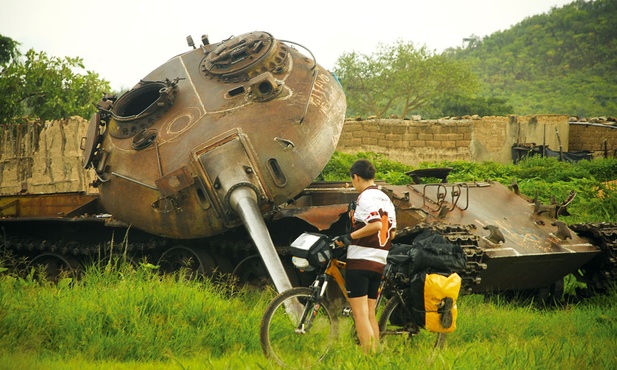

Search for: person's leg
xmin=348 ymin=295 xmax=375 ymax=353
xmin=367 ymin=297 xmax=379 ymax=351
xmin=364 ymin=271 xmax=383 ymax=351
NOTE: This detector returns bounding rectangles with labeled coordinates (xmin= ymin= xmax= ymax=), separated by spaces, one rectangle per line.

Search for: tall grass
xmin=1 ymin=156 xmax=616 ymax=368
xmin=0 ymin=262 xmax=276 ymax=368
xmin=0 ymin=263 xmax=615 ymax=369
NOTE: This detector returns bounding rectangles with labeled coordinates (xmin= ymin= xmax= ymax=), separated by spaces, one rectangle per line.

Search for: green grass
xmin=1 ymin=156 xmax=616 ymax=369
xmin=1 ymin=263 xmax=615 ymax=369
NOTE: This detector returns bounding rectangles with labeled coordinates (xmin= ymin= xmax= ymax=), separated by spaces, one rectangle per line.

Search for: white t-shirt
xmin=347 ymin=185 xmax=396 ymax=272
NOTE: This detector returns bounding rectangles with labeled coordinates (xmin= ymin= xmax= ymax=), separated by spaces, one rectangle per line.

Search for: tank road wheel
xmin=27 ymin=253 xmax=80 ymax=282
xmin=158 ymin=245 xmax=216 ymax=279
xmin=233 ymin=254 xmax=270 ymax=288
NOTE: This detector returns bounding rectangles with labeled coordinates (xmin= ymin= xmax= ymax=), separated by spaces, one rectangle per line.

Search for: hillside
xmin=450 ymin=0 xmax=617 ymax=117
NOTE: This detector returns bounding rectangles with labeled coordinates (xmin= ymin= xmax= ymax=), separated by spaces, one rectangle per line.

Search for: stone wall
xmin=336 ymin=115 xmax=571 ymax=166
xmin=0 ymin=117 xmax=95 ymax=195
xmin=569 ymin=123 xmax=617 ymax=157
xmin=0 ymin=115 xmax=614 ymax=196
xmin=337 ymin=119 xmax=473 ymax=164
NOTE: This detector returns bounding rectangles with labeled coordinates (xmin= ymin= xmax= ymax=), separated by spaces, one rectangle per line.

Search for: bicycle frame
xmin=302 ymin=259 xmax=346 ymax=314
xmin=292 ymin=258 xmax=349 ymax=333
xmin=296 ymin=257 xmax=399 ymax=334
xmin=322 ymin=258 xmax=349 ymax=301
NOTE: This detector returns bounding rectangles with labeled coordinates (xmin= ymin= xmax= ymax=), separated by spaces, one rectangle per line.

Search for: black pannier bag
xmin=386 ymin=228 xmax=467 ymax=332
xmin=408 ymin=272 xmax=427 ymax=328
xmin=388 ymin=228 xmax=468 ymax=277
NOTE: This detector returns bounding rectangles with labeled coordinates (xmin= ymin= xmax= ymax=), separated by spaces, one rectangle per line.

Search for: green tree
xmin=435 ymin=94 xmax=513 ymax=117
xmin=334 ymin=41 xmax=478 ymax=118
xmin=0 ymin=41 xmax=110 ymax=124
xmin=0 ymin=35 xmax=19 ymax=65
xmin=451 ymin=0 xmax=617 ymax=116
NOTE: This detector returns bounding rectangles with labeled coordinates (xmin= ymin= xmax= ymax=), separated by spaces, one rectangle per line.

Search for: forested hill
xmin=449 ymin=0 xmax=616 ymax=117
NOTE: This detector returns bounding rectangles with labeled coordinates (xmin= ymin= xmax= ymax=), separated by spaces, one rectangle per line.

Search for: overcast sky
xmin=2 ymin=0 xmax=575 ymax=91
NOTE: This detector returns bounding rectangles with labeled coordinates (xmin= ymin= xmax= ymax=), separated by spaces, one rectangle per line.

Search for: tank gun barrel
xmin=230 ymin=186 xmax=293 ymax=293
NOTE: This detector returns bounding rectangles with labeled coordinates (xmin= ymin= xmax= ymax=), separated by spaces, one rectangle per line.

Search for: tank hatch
xmin=109 ymin=79 xmax=179 ymax=139
xmin=200 ymin=31 xmax=288 ymax=82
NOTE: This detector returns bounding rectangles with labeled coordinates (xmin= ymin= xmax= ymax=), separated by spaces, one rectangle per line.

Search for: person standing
xmin=335 ymin=159 xmax=396 ymax=353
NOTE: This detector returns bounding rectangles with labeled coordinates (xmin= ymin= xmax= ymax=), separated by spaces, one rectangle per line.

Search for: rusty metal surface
xmin=85 ymin=31 xmax=346 ymax=240
xmin=272 ymin=203 xmax=348 ymax=231
xmin=385 ymin=181 xmax=599 ymax=292
xmin=474 ymin=252 xmax=596 ymax=291
xmin=386 ymin=181 xmax=597 ymax=254
xmin=0 ymin=193 xmax=100 ymax=218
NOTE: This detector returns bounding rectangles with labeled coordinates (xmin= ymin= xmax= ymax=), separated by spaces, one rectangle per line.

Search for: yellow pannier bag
xmin=423 ymin=272 xmax=461 ymax=333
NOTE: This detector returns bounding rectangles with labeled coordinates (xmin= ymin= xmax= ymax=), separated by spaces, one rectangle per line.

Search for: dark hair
xmin=349 ymin=159 xmax=376 ymax=180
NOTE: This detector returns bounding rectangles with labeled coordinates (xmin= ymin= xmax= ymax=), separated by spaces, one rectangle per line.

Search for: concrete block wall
xmin=337 ymin=119 xmax=473 ymax=165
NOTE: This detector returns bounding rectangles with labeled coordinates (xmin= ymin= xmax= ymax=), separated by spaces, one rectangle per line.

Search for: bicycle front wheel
xmin=260 ymin=287 xmax=338 ymax=368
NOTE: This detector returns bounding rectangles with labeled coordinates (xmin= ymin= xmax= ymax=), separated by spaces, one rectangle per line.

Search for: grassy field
xmin=1 ymin=156 xmax=616 ymax=369
xmin=0 ymin=262 xmax=615 ymax=370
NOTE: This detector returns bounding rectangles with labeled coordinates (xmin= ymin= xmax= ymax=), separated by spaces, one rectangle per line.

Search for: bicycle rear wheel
xmin=378 ymin=294 xmax=420 ymax=339
xmin=260 ymin=287 xmax=338 ymax=368
xmin=379 ymin=295 xmax=448 ymax=348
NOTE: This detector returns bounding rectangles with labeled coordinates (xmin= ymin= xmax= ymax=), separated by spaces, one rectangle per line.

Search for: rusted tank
xmin=1 ymin=31 xmax=614 ymax=301
xmin=82 ymin=31 xmax=346 ymax=293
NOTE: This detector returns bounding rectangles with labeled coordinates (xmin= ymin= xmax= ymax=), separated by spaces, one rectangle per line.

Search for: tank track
xmin=1 ymin=234 xmax=165 ymax=274
xmin=568 ymin=222 xmax=617 ymax=294
xmin=0 ymin=221 xmax=269 ymax=281
xmin=2 ymin=237 xmax=162 ymax=258
xmin=396 ymin=222 xmax=486 ymax=294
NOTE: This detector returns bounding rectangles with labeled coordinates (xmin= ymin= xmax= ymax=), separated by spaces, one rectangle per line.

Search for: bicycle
xmin=259 ymin=232 xmax=351 ymax=368
xmin=259 ymin=232 xmax=453 ymax=368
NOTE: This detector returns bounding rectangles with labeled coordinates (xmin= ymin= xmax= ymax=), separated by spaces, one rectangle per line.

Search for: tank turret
xmin=82 ymin=31 xmax=347 ymax=293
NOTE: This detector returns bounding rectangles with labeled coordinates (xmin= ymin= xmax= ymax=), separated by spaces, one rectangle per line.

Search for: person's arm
xmin=350 ymin=220 xmax=382 ymax=240
xmin=335 ymin=220 xmax=383 ymax=248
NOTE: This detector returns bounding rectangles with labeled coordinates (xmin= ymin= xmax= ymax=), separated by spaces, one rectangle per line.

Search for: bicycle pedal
xmin=342 ymin=307 xmax=352 ymax=316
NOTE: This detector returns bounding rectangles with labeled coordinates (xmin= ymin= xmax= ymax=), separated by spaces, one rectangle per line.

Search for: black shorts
xmin=345 ymin=269 xmax=383 ymax=299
